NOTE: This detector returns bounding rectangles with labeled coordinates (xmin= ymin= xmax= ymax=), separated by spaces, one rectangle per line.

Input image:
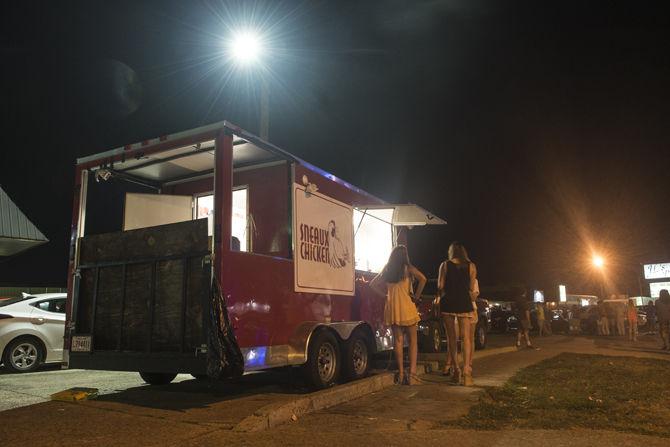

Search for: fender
xmin=239 ymin=321 xmax=372 ymax=372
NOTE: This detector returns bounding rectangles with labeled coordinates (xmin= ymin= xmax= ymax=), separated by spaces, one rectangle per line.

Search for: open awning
xmin=354 ymin=204 xmax=447 ymax=226
xmin=0 ymin=187 xmax=48 ymax=257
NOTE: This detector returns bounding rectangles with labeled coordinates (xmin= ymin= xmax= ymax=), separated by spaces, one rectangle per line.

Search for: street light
xmin=226 ymin=29 xmax=270 ymax=140
xmin=229 ymin=30 xmax=264 ymax=66
xmin=592 ymin=255 xmax=605 ymax=269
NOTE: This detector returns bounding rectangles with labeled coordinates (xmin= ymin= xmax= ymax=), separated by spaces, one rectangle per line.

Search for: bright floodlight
xmin=229 ymin=30 xmax=263 ymax=66
xmin=592 ymin=255 xmax=604 ymax=268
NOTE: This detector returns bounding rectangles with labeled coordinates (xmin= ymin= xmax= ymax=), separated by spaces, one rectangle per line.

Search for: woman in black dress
xmin=438 ymin=242 xmax=478 ymax=386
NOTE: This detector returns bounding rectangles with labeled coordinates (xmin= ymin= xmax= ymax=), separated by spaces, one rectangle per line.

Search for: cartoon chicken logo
xmin=327 ymin=220 xmax=349 ymax=268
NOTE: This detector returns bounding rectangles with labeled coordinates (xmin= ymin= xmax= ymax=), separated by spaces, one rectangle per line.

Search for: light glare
xmin=229 ymin=30 xmax=263 ymax=65
xmin=592 ymin=255 xmax=604 ymax=268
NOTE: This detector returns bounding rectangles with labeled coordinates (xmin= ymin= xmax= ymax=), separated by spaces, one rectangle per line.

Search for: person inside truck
xmin=438 ymin=241 xmax=478 ymax=386
xmin=370 ymin=245 xmax=426 ymax=385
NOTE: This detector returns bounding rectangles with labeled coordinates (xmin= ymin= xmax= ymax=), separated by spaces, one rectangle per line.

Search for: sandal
xmin=463 ymin=373 xmax=474 ymax=387
xmin=452 ymin=368 xmax=462 ymax=384
xmin=442 ymin=366 xmax=454 ymax=377
xmin=409 ymin=373 xmax=422 ymax=385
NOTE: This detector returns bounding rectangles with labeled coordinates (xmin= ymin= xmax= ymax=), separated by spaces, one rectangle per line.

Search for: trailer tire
xmin=342 ymin=328 xmax=371 ymax=381
xmin=302 ymin=329 xmax=341 ymax=390
xmin=139 ymin=372 xmax=177 ymax=385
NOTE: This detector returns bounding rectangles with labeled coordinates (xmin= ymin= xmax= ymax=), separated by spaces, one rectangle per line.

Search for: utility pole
xmin=260 ymin=76 xmax=270 ymax=140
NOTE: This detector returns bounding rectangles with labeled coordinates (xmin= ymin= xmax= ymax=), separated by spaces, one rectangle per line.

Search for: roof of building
xmin=0 ymin=186 xmax=48 ymax=257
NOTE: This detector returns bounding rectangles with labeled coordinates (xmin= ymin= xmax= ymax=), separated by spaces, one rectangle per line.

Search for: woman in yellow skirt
xmin=371 ymin=245 xmax=426 ymax=385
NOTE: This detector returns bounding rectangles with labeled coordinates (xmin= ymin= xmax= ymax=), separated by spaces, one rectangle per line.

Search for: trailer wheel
xmin=421 ymin=321 xmax=442 ymax=353
xmin=139 ymin=372 xmax=177 ymax=385
xmin=302 ymin=330 xmax=341 ymax=389
xmin=342 ymin=328 xmax=371 ymax=381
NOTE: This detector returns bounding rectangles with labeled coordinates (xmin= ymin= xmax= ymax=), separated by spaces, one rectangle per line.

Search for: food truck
xmin=64 ymin=121 xmax=446 ymax=388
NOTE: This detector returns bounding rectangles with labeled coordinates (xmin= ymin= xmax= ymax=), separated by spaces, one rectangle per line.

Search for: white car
xmin=0 ymin=293 xmax=66 ymax=373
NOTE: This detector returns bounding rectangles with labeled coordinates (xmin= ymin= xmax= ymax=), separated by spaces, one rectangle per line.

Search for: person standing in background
xmin=606 ymin=299 xmax=617 ymax=336
xmin=598 ymin=300 xmax=610 ymax=336
xmin=646 ymin=300 xmax=657 ymax=335
xmin=536 ymin=303 xmax=546 ymax=337
xmin=614 ymin=299 xmax=626 ymax=336
xmin=543 ymin=305 xmax=553 ymax=335
xmin=656 ymin=290 xmax=670 ymax=350
xmin=514 ymin=292 xmax=534 ymax=349
xmin=627 ymin=299 xmax=638 ymax=342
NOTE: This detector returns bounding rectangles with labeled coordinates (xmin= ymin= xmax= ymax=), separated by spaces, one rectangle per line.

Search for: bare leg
xmin=444 ymin=316 xmax=460 ymax=377
xmin=392 ymin=325 xmax=404 ymax=381
xmin=538 ymin=320 xmax=544 ymax=337
xmin=524 ymin=329 xmax=532 ymax=347
xmin=461 ymin=317 xmax=473 ymax=375
xmin=442 ymin=315 xmax=454 ymax=372
xmin=408 ymin=324 xmax=418 ymax=381
xmin=469 ymin=320 xmax=476 ymax=371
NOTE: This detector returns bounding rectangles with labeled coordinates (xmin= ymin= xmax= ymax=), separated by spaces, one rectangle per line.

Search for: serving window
xmin=353 ymin=208 xmax=394 ymax=273
xmin=195 ymin=188 xmax=249 ymax=252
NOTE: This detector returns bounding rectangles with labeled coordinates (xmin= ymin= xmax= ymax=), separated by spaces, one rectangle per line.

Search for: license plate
xmin=71 ymin=336 xmax=92 ymax=352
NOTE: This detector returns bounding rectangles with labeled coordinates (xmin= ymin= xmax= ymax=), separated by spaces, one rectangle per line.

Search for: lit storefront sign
xmin=533 ymin=290 xmax=544 ymax=303
xmin=559 ymin=285 xmax=567 ymax=302
xmin=644 ymin=263 xmax=670 ymax=280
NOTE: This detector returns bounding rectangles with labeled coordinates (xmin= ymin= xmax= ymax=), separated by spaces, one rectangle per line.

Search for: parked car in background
xmin=416 ymin=280 xmax=490 ymax=353
xmin=0 ymin=293 xmax=66 ymax=373
xmin=636 ymin=307 xmax=647 ymax=328
xmin=490 ymin=303 xmax=514 ymax=333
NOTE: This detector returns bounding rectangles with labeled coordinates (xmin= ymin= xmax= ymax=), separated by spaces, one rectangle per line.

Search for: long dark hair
xmin=448 ymin=241 xmax=471 ymax=263
xmin=382 ymin=245 xmax=410 ymax=283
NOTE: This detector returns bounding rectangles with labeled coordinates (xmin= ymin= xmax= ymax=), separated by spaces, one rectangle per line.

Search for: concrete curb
xmin=232 ymin=371 xmax=395 ymax=432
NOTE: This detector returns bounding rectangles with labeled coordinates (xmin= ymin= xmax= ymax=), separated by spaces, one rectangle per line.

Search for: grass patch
xmin=455 ymin=353 xmax=670 ymax=437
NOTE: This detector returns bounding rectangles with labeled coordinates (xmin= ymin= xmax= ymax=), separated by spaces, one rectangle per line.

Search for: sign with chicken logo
xmin=293 ymin=183 xmax=354 ymax=295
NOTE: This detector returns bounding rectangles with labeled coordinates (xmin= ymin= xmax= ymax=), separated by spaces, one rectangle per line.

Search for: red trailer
xmin=64 ymin=121 xmax=446 ymax=388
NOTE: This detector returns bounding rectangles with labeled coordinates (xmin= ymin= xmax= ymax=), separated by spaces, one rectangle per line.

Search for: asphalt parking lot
xmin=0 ymin=333 xmax=518 ymax=413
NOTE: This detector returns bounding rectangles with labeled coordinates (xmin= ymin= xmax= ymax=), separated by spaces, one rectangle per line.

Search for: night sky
xmin=2 ymin=1 xmax=670 ymax=298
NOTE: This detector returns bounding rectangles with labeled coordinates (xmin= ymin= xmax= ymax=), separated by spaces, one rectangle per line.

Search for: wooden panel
xmin=151 ymin=259 xmax=184 ymax=352
xmin=185 ymin=257 xmax=206 ymax=351
xmin=121 ymin=263 xmax=152 ymax=351
xmin=93 ymin=265 xmax=123 ymax=350
xmin=80 ymin=219 xmax=208 ymax=264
